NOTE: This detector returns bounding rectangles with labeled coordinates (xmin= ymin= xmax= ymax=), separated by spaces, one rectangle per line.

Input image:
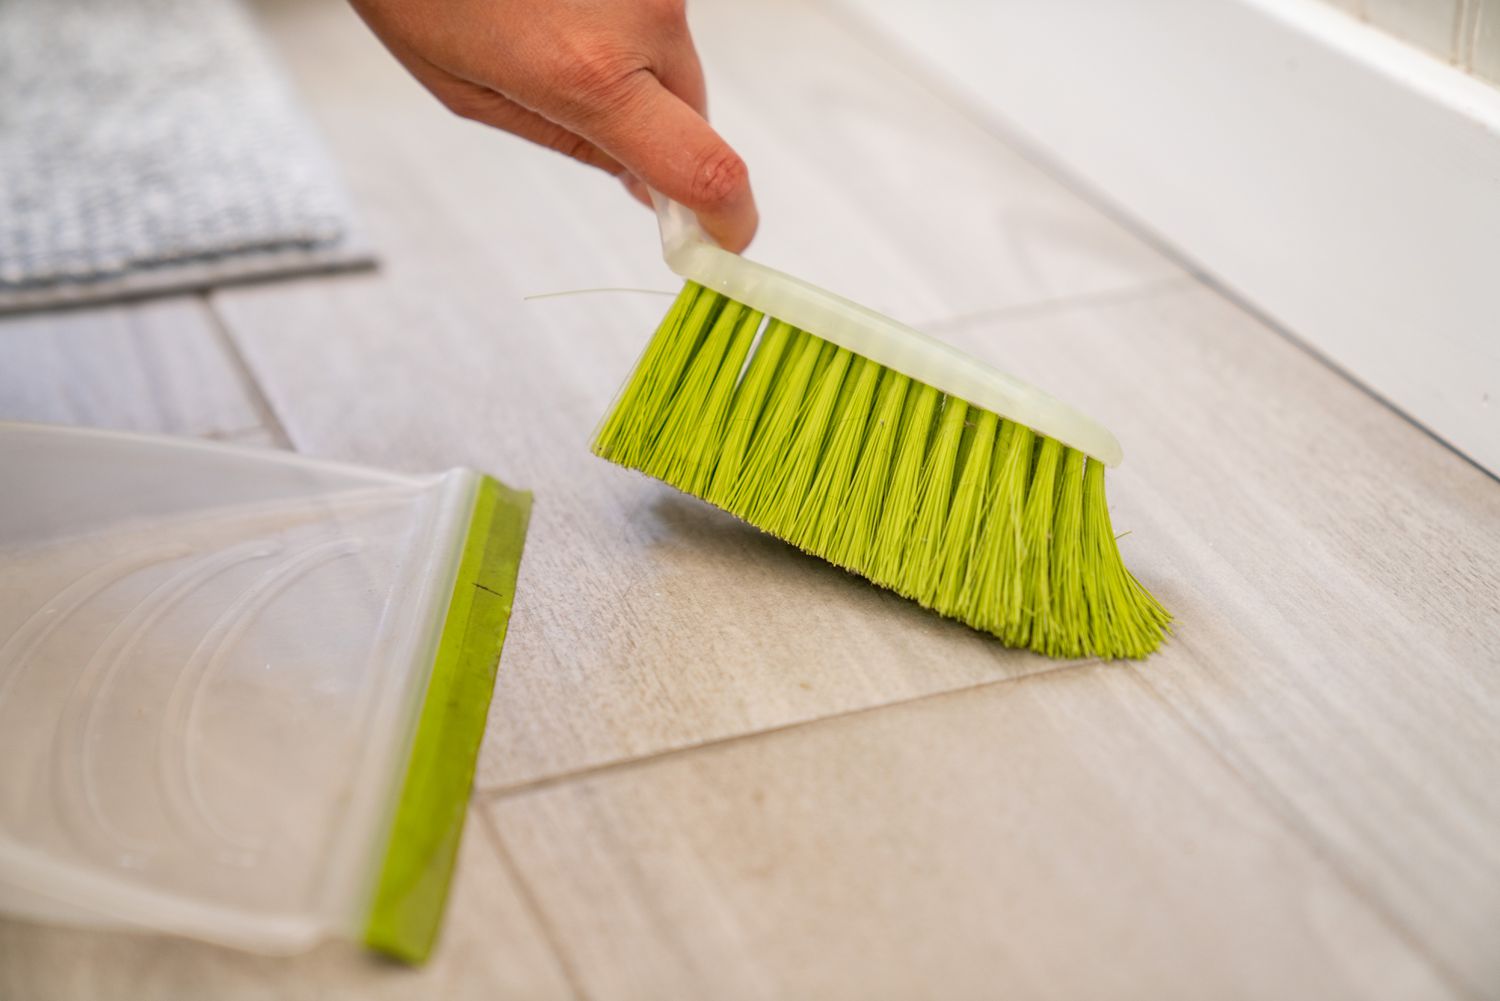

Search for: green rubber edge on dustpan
xmin=362 ymin=474 xmax=532 ymax=964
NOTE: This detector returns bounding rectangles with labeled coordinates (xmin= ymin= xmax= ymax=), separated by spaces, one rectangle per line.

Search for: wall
xmin=850 ymin=0 xmax=1500 ymax=476
xmin=1320 ymin=0 xmax=1500 ymax=82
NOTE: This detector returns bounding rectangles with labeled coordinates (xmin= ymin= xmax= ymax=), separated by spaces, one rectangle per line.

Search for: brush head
xmin=594 ymin=282 xmax=1171 ymax=659
xmin=652 ymin=193 xmax=1125 ymax=467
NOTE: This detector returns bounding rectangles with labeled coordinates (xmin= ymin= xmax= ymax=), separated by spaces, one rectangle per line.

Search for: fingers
xmin=409 ymin=68 xmax=629 ymax=177
xmin=620 ymin=173 xmax=653 ymax=208
xmin=552 ymin=73 xmax=758 ymax=251
xmin=351 ymin=0 xmax=755 ymax=249
xmin=354 ymin=23 xmax=628 ymax=176
xmin=652 ymin=27 xmax=708 ymax=117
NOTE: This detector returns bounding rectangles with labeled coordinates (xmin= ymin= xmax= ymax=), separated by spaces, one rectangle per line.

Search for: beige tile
xmin=0 ymin=809 xmax=576 ymax=1001
xmin=489 ymin=666 xmax=1452 ymax=1001
xmin=923 ymin=285 xmax=1500 ymax=997
xmin=0 ymin=296 xmax=266 ymax=438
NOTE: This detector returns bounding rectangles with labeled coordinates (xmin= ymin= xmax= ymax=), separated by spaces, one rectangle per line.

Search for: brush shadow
xmin=639 ymin=488 xmax=1017 ymax=653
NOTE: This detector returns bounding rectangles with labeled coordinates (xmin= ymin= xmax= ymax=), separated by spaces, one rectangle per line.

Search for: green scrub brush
xmin=593 ymin=196 xmax=1170 ymax=659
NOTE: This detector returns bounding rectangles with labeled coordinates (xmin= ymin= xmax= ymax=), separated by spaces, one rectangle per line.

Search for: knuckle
xmin=689 ymin=146 xmax=749 ymax=207
xmin=556 ymin=133 xmax=606 ymax=168
xmin=556 ymin=132 xmax=593 ymax=161
xmin=437 ymin=88 xmax=490 ymax=123
xmin=555 ymin=43 xmax=645 ymax=110
xmin=444 ymin=100 xmax=481 ymax=123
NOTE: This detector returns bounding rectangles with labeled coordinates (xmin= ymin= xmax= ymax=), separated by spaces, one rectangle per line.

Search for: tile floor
xmin=2 ymin=0 xmax=1497 ymax=997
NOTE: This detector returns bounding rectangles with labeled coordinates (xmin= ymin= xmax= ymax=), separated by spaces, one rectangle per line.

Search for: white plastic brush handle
xmin=651 ymin=193 xmax=1124 ymax=467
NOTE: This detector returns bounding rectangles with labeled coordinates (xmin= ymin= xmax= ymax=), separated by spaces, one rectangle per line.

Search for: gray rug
xmin=0 ymin=0 xmax=372 ymax=313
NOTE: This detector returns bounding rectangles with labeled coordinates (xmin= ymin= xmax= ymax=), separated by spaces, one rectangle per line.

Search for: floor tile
xmin=489 ymin=666 xmax=1452 ymax=1001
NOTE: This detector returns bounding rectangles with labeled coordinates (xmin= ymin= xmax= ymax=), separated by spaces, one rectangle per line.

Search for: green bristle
xmin=1047 ymin=448 xmax=1088 ymax=658
xmin=595 ymin=283 xmax=724 ymax=469
xmin=869 ymin=382 xmax=940 ymax=585
xmin=960 ymin=421 xmax=1025 ymax=632
xmin=685 ymin=304 xmax=764 ymax=495
xmin=706 ymin=319 xmax=796 ymax=507
xmin=827 ymin=370 xmax=909 ymax=570
xmin=934 ymin=409 xmax=998 ymax=616
xmin=592 ymin=281 xmax=1171 ymax=660
xmin=950 ymin=407 xmax=980 ymax=493
xmin=642 ymin=299 xmax=761 ymax=492
xmin=793 ymin=354 xmax=881 ymax=551
xmin=593 ymin=282 xmax=700 ymax=465
xmin=990 ymin=425 xmax=1036 ymax=635
xmin=1016 ymin=436 xmax=1063 ymax=650
xmin=758 ymin=346 xmax=854 ymax=538
xmin=729 ymin=330 xmax=823 ymax=519
xmin=756 ymin=328 xmax=815 ymax=427
xmin=808 ymin=338 xmax=842 ymax=386
xmin=903 ymin=397 xmax=970 ymax=604
xmin=1080 ymin=459 xmax=1173 ymax=658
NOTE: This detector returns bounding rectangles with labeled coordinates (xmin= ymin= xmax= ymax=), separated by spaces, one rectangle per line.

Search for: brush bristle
xmin=594 ymin=282 xmax=1171 ymax=659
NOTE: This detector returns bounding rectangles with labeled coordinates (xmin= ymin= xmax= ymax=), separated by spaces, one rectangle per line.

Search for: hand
xmin=348 ymin=0 xmax=759 ymax=251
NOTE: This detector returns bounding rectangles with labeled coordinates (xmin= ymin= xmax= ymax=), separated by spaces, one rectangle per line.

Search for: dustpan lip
xmin=0 ymin=420 xmax=430 ymax=488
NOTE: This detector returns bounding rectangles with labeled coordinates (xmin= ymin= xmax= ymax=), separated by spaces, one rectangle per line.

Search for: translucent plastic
xmin=0 ymin=423 xmax=483 ymax=953
xmin=652 ymin=193 xmax=1124 ymax=466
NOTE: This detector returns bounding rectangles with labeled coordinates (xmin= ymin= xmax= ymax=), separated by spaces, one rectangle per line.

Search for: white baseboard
xmin=847 ymin=0 xmax=1500 ymax=475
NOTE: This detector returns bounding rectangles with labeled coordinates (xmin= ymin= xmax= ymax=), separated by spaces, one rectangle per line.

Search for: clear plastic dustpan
xmin=0 ymin=422 xmax=531 ymax=962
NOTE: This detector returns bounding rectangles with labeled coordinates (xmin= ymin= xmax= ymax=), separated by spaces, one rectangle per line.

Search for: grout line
xmin=915 ymin=274 xmax=1199 ymax=334
xmin=198 ymin=292 xmax=294 ymax=451
xmin=1120 ymin=665 xmax=1483 ymax=1001
xmin=482 ymin=656 xmax=1104 ymax=802
xmin=472 ymin=807 xmax=595 ymax=1001
xmin=815 ymin=0 xmax=1500 ymax=487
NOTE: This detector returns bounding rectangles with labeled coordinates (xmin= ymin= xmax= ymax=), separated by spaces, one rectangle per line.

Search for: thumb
xmin=560 ymin=74 xmax=758 ymax=252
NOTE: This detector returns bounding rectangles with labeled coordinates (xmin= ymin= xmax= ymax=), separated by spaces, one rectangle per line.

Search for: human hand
xmin=348 ymin=0 xmax=758 ymax=251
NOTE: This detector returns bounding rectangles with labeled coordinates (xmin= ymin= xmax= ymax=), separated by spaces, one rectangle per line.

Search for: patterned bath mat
xmin=0 ymin=0 xmax=373 ymax=314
